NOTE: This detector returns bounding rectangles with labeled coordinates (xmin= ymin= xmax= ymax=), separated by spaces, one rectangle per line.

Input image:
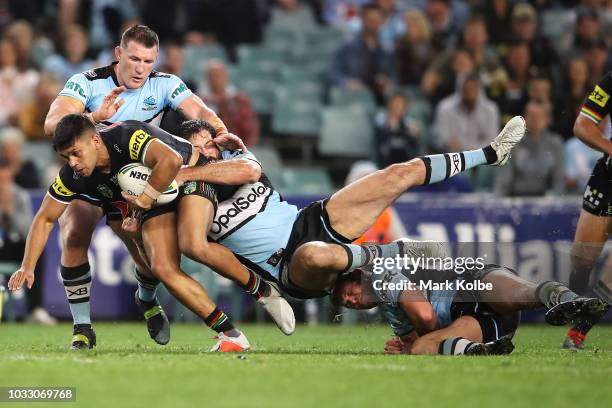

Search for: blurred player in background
xmin=41 ymin=24 xmax=247 ymax=349
xmin=564 ymin=70 xmax=612 ymax=351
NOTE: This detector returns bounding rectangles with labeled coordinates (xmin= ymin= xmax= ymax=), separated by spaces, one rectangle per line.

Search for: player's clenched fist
xmin=8 ymin=268 xmax=34 ymax=291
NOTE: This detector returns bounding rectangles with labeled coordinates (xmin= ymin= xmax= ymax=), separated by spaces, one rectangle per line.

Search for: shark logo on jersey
xmin=142 ymin=96 xmax=157 ymax=111
xmin=209 ymin=182 xmax=272 ymax=240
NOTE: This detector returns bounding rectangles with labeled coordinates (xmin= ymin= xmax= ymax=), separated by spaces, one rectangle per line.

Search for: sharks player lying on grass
xmin=332 ymin=253 xmax=610 ymax=355
xmin=174 ymin=117 xmax=542 ymax=317
xmin=8 ymin=114 xmax=292 ymax=352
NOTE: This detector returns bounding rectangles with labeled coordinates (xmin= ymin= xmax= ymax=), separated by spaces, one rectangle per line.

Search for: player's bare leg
xmin=141 ymin=212 xmax=250 ymax=352
xmin=58 ymin=200 xmax=103 ymax=350
xmin=326 ymin=116 xmax=526 ymax=239
xmin=564 ymin=211 xmax=612 ymax=350
xmin=177 ymin=195 xmax=295 ymax=335
xmin=288 ymin=117 xmax=527 ymax=292
xmin=409 ymin=316 xmax=484 ymax=355
xmin=474 ymin=269 xmax=608 ymax=327
xmin=109 ymin=221 xmax=170 ymax=345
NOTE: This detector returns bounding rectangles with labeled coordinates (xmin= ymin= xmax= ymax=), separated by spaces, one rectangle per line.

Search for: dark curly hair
xmin=179 ymin=119 xmax=217 ymax=141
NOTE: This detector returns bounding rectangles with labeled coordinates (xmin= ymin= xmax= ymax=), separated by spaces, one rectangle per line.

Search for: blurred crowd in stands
xmin=0 ymin=0 xmax=609 ymax=198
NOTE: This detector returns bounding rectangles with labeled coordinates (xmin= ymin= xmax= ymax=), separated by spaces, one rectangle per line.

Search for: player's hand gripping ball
xmin=118 ymin=163 xmax=179 ymax=206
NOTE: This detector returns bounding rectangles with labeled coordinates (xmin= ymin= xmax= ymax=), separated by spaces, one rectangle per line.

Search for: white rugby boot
xmin=489 ymin=116 xmax=526 ymax=166
xmin=210 ymin=331 xmax=251 ymax=352
xmin=258 ymin=281 xmax=296 ymax=335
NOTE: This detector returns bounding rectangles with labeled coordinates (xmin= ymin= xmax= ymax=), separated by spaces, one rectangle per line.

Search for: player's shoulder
xmin=149 ymin=70 xmax=174 ymax=79
xmin=51 ymin=164 xmax=84 ymax=195
xmin=81 ymin=64 xmax=115 ymax=81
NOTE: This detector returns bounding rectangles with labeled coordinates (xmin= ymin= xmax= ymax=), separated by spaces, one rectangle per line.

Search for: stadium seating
xmin=182 ymin=44 xmax=229 ymax=84
xmin=271 ymin=90 xmax=322 ymax=137
xmin=281 ymin=167 xmax=334 ymax=195
xmin=318 ymin=105 xmax=374 ymax=158
xmin=329 ymin=86 xmax=378 ymax=115
xmin=249 ymin=145 xmax=285 ymax=188
xmin=237 ymin=45 xmax=287 ymax=75
xmin=233 ymin=69 xmax=278 ymax=115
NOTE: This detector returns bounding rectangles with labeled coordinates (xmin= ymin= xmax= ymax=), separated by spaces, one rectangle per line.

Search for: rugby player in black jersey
xmin=7 ymin=115 xmax=260 ymax=351
xmin=562 ymin=71 xmax=612 ymax=351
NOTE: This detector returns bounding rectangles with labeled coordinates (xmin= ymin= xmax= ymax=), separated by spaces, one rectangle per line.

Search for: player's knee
xmin=60 ymin=222 xmax=92 ymax=252
xmin=382 ymin=162 xmax=423 ymax=191
xmin=179 ymin=238 xmax=211 ymax=264
xmin=294 ymin=242 xmax=336 ymax=272
xmin=150 ymin=261 xmax=179 ymax=282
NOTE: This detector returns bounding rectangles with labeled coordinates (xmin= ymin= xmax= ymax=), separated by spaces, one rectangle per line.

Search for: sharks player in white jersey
xmin=42 ymin=25 xmax=241 ymax=349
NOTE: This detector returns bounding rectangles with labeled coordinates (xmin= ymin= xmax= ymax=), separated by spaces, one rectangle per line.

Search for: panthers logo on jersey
xmin=51 ymin=175 xmax=75 ymax=198
xmin=588 ymin=85 xmax=610 ymax=108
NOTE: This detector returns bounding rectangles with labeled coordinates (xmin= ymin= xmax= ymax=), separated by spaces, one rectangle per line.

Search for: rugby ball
xmin=118 ymin=163 xmax=179 ymax=206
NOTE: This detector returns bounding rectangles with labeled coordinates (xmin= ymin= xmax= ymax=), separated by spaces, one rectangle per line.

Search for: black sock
xmin=244 ymin=271 xmax=270 ymax=299
xmin=535 ymin=281 xmax=579 ymax=309
xmin=204 ymin=307 xmax=236 ymax=334
xmin=61 ymin=263 xmax=92 ymax=326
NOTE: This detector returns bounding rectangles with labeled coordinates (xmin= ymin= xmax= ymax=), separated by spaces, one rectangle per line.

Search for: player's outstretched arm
xmin=8 ymin=195 xmax=67 ymax=290
xmin=398 ymin=290 xmax=437 ymax=335
xmin=177 ymin=158 xmax=261 ymax=186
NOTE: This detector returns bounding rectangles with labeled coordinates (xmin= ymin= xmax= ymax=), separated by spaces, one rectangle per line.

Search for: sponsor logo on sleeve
xmin=588 ymin=85 xmax=610 ymax=108
xmin=63 ymin=81 xmax=86 ymax=98
xmin=170 ymin=83 xmax=188 ymax=99
xmin=129 ymin=130 xmax=151 ymax=160
xmin=52 ymin=174 xmax=75 ymax=197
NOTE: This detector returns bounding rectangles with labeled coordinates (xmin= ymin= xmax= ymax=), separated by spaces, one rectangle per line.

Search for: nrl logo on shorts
xmin=97 ymin=184 xmax=114 ymax=199
xmin=183 ymin=181 xmax=197 ymax=195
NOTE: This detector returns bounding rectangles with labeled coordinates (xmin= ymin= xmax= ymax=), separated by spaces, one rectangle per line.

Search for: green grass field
xmin=1 ymin=323 xmax=611 ymax=408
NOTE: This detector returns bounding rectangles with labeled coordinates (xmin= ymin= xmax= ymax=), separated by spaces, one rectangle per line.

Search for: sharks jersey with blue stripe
xmin=367 ymin=265 xmax=459 ymax=336
xmin=58 ymin=62 xmax=192 ymax=127
xmin=208 ymin=150 xmax=299 ymax=281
